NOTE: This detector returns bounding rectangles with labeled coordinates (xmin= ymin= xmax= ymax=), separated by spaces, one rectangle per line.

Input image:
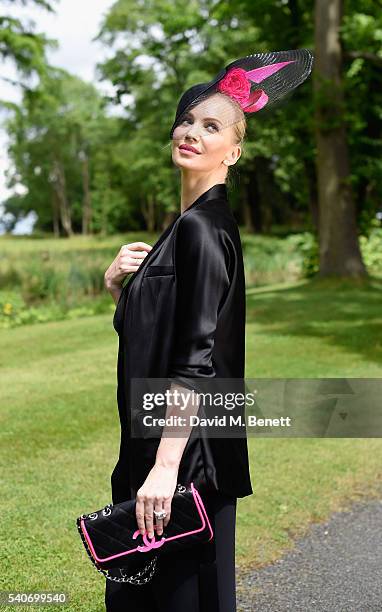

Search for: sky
xmin=0 ymin=0 xmax=116 ymax=234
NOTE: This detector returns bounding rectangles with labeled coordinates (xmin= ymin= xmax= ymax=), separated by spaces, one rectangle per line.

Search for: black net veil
xmin=169 ymin=48 xmax=314 ymax=143
xmin=171 ymin=90 xmax=247 ymax=145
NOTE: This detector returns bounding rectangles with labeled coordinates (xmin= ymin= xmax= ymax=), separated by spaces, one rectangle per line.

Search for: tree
xmin=314 ymin=0 xmax=367 ymax=277
xmin=0 ymin=0 xmax=57 ymax=88
xmin=94 ymin=1 xmax=319 ymax=234
xmin=4 ymin=69 xmax=112 ymax=236
xmin=96 ymin=0 xmax=263 ymax=229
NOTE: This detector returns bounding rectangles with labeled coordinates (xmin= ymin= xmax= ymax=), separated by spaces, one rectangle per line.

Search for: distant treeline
xmin=1 ymin=0 xmax=381 ymax=278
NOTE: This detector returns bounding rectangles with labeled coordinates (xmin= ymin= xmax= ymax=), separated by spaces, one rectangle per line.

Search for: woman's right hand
xmin=104 ymin=241 xmax=153 ymax=292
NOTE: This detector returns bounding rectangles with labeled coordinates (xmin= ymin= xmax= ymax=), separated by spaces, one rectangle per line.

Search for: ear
xmin=230 ymin=144 xmax=241 ymax=165
xmin=224 ymin=144 xmax=241 ymax=167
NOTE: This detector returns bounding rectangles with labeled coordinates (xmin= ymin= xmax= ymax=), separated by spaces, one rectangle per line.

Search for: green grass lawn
xmin=1 ymin=278 xmax=382 ymax=610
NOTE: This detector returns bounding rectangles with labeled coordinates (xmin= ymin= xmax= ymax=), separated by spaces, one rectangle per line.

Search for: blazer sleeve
xmin=167 ymin=211 xmax=231 ymax=391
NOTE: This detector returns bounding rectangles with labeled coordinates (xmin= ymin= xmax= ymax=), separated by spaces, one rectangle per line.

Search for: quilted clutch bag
xmin=76 ymin=481 xmax=214 ymax=584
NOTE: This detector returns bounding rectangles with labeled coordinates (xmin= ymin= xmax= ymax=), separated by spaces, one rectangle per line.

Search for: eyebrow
xmin=185 ymin=111 xmax=222 ymax=125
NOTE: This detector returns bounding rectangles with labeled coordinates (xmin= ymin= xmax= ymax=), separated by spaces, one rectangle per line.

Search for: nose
xmin=184 ymin=123 xmax=201 ymax=141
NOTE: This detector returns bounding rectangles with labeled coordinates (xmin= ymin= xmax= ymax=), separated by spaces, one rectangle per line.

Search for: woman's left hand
xmin=135 ymin=463 xmax=179 ymax=539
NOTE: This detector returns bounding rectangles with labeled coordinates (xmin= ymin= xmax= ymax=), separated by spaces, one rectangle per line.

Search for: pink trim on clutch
xmin=79 ymin=482 xmax=213 ymax=564
xmin=191 ymin=483 xmax=214 ymax=541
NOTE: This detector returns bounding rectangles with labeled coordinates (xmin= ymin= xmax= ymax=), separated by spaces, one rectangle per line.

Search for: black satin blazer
xmin=111 ymin=183 xmax=253 ymax=502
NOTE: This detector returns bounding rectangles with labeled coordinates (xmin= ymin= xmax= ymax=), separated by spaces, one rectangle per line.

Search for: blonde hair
xmin=220 ymin=94 xmax=246 ymax=186
xmin=231 ymin=112 xmax=246 ymax=146
xmin=221 ymin=96 xmax=247 ymax=148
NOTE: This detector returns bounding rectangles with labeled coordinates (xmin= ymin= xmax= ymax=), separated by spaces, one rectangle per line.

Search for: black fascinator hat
xmin=170 ymin=48 xmax=314 ymax=139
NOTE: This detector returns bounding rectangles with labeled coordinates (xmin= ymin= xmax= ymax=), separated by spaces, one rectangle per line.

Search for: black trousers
xmin=104 ymin=491 xmax=237 ymax=612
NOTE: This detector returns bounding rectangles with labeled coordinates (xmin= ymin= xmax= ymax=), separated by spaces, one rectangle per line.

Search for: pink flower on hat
xmin=216 ymin=60 xmax=297 ymax=113
xmin=216 ymin=68 xmax=251 ymax=107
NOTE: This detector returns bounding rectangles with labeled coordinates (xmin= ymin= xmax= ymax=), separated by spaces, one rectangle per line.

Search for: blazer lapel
xmin=126 ymin=213 xmax=180 ymax=283
xmin=123 ymin=183 xmax=227 ymax=286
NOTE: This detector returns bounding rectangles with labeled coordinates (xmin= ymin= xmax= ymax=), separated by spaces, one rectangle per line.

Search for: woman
xmin=103 ymin=50 xmax=314 ymax=611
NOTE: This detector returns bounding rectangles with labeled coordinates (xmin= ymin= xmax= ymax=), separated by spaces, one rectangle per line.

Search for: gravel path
xmin=236 ymin=496 xmax=382 ymax=612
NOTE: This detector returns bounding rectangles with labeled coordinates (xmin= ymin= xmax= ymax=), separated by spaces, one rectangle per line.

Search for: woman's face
xmin=171 ymin=93 xmax=241 ymax=173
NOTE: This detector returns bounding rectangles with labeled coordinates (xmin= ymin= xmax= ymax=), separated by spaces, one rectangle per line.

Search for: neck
xmin=180 ymin=170 xmax=227 ymax=214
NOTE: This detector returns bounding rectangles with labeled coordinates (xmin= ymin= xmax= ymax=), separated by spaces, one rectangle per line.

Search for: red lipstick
xmin=179 ymin=144 xmax=201 ymax=154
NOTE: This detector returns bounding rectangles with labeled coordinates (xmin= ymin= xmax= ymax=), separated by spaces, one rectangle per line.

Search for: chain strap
xmin=97 ymin=555 xmax=158 ymax=584
xmin=77 ymin=483 xmax=188 ymax=585
xmin=76 ymin=515 xmax=158 ymax=584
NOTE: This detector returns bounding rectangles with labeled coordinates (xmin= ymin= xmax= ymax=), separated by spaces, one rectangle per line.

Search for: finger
xmin=125 ymin=258 xmax=145 ymax=271
xmin=122 ymin=253 xmax=149 ymax=271
xmin=125 ymin=242 xmax=153 ymax=252
xmin=125 ymin=250 xmax=149 ymax=261
xmin=120 ymin=257 xmax=144 ymax=273
xmin=154 ymin=501 xmax=164 ymax=536
xmin=144 ymin=499 xmax=154 ymax=539
xmin=135 ymin=497 xmax=145 ymax=536
xmin=119 ymin=246 xmax=150 ymax=265
xmin=123 ymin=264 xmax=141 ymax=275
xmin=124 ymin=257 xmax=144 ymax=267
xmin=163 ymin=498 xmax=172 ymax=528
xmin=128 ymin=265 xmax=141 ymax=270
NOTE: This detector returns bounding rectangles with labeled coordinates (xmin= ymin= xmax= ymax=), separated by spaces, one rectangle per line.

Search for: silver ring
xmin=153 ymin=509 xmax=167 ymax=520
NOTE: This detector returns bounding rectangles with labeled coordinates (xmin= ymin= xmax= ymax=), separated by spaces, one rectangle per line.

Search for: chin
xmin=173 ymin=154 xmax=202 ymax=170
